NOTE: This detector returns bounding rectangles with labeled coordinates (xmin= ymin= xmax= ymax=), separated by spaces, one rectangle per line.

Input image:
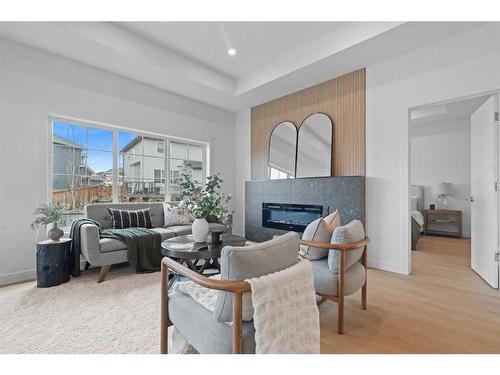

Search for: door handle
xmin=470 ymin=196 xmax=474 ymax=202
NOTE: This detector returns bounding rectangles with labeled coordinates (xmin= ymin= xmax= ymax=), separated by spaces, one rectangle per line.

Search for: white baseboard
xmin=0 ymin=269 xmax=36 ymax=286
xmin=0 ymin=260 xmax=90 ymax=287
xmin=367 ymin=258 xmax=407 ymax=275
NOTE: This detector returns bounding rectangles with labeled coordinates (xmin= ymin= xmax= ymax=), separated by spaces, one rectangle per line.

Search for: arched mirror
xmin=268 ymin=121 xmax=297 ymax=179
xmin=296 ymin=113 xmax=333 ymax=178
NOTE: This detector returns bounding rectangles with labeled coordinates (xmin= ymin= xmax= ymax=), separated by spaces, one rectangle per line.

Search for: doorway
xmin=409 ymin=92 xmax=499 ymax=289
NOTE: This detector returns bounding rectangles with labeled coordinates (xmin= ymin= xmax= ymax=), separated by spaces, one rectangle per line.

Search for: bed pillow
xmin=328 ymin=220 xmax=366 ymax=273
xmin=411 ymin=196 xmax=419 ymax=211
xmin=163 ymin=202 xmax=191 ymax=227
xmin=107 ymin=207 xmax=152 ymax=229
xmin=299 ymin=218 xmax=333 ymax=260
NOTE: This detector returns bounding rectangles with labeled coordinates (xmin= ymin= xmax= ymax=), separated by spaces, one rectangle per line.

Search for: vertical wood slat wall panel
xmin=250 ymin=69 xmax=365 ymax=180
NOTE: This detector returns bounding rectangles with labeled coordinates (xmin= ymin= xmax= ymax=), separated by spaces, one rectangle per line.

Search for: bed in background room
xmin=411 ymin=185 xmax=425 ymax=250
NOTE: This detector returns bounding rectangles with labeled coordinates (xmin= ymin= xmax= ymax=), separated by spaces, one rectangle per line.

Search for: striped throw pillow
xmin=106 ymin=208 xmax=153 ymax=229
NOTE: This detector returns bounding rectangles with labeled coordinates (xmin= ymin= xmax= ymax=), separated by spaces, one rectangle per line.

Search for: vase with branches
xmin=31 ymin=203 xmax=65 ymax=241
xmin=179 ymin=169 xmax=233 ymax=242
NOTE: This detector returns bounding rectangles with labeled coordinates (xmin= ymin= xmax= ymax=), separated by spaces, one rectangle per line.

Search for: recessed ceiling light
xmin=227 ymin=48 xmax=236 ymax=56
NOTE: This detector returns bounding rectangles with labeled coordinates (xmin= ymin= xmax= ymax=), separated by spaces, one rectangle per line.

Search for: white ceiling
xmin=0 ymin=22 xmax=490 ymax=112
xmin=119 ymin=22 xmax=346 ymax=78
xmin=410 ymin=95 xmax=491 ymax=126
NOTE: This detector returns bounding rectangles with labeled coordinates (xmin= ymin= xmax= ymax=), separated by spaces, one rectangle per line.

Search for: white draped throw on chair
xmin=246 ymin=259 xmax=320 ymax=354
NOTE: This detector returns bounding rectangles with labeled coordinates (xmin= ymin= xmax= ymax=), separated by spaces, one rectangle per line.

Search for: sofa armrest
xmin=80 ymin=223 xmax=101 ymax=265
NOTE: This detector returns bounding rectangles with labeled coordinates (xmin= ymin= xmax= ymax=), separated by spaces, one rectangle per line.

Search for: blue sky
xmin=53 ymin=121 xmax=137 ymax=173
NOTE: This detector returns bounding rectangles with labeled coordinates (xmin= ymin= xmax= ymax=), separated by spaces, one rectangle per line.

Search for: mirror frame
xmin=266 ymin=113 xmax=334 ymax=179
xmin=296 ymin=112 xmax=334 ymax=178
xmin=267 ymin=121 xmax=298 ymax=179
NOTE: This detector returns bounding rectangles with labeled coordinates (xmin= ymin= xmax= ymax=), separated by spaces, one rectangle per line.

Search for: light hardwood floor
xmin=320 ymin=235 xmax=500 ymax=353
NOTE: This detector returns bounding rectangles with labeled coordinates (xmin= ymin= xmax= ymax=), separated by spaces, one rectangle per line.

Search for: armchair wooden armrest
xmin=160 ymin=257 xmax=251 ymax=354
xmin=299 ymin=236 xmax=369 ymax=251
xmin=162 ymin=257 xmax=251 ymax=293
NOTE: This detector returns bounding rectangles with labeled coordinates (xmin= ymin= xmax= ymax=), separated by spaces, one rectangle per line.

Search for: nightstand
xmin=423 ymin=209 xmax=462 ymax=238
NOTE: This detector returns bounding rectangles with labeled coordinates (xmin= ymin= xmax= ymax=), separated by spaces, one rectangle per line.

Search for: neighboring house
xmin=121 ymin=137 xmax=203 ymax=200
xmin=121 ymin=136 xmax=165 ymax=181
xmin=52 ymin=135 xmax=104 ymax=190
xmin=96 ymin=168 xmax=113 ymax=186
xmin=121 ymin=136 xmax=166 ymax=197
xmin=52 ymin=135 xmax=84 ymax=190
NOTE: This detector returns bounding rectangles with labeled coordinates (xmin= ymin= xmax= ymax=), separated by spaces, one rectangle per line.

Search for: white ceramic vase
xmin=192 ymin=218 xmax=209 ymax=243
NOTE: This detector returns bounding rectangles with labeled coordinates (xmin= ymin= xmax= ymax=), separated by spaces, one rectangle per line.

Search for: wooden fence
xmin=52 ymin=185 xmax=112 ymax=210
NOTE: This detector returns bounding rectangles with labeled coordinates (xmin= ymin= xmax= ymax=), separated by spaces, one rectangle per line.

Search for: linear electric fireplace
xmin=262 ymin=202 xmax=323 ymax=232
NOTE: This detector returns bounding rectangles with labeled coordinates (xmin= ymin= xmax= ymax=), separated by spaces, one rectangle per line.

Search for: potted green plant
xmin=179 ymin=171 xmax=233 ymax=242
xmin=31 ymin=203 xmax=64 ymax=241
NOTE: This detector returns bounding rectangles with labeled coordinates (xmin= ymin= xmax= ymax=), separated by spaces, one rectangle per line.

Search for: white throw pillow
xmin=163 ymin=202 xmax=191 ymax=227
xmin=328 ymin=220 xmax=366 ymax=273
xmin=299 ymin=218 xmax=333 ymax=260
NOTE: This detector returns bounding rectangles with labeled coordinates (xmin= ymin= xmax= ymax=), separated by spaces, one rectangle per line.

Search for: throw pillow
xmin=323 ymin=210 xmax=341 ymax=232
xmin=299 ymin=217 xmax=332 ymax=260
xmin=328 ymin=220 xmax=366 ymax=273
xmin=163 ymin=202 xmax=191 ymax=227
xmin=107 ymin=207 xmax=152 ymax=229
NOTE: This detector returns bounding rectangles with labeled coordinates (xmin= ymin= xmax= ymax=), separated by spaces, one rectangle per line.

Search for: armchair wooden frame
xmin=299 ymin=236 xmax=369 ymax=334
xmin=160 ymin=257 xmax=251 ymax=354
xmin=160 ymin=236 xmax=368 ymax=354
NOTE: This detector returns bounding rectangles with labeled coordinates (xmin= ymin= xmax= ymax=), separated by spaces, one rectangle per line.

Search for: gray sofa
xmin=80 ymin=202 xmax=227 ymax=282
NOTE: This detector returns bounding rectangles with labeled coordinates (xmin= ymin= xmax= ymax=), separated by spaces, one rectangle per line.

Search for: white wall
xmin=232 ymin=109 xmax=251 ymax=236
xmin=410 ymin=116 xmax=471 ymax=237
xmin=0 ymin=38 xmax=235 ymax=285
xmin=366 ymin=23 xmax=500 ymax=274
xmin=231 ymin=24 xmax=500 ymax=276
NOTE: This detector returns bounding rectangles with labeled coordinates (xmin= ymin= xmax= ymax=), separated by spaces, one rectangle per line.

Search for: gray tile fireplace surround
xmin=245 ymin=176 xmax=365 ymax=242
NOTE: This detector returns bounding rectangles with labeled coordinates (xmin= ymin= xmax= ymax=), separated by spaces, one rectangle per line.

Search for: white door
xmin=471 ymin=94 xmax=499 ymax=288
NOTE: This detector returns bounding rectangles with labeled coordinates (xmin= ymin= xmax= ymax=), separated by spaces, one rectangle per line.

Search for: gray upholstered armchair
xmin=161 ymin=232 xmax=300 ymax=354
xmin=299 ymin=220 xmax=368 ymax=334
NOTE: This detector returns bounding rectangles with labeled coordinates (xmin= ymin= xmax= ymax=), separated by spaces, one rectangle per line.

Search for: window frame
xmin=167 ymin=139 xmax=207 ymax=202
xmin=48 ymin=116 xmax=209 ymax=208
xmin=156 ymin=141 xmax=164 ymax=154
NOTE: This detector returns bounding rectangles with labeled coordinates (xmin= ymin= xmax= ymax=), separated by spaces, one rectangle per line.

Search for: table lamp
xmin=435 ymin=182 xmax=452 ymax=210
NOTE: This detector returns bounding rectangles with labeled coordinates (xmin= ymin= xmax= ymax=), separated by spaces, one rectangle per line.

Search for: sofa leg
xmin=97 ymin=265 xmax=111 ymax=283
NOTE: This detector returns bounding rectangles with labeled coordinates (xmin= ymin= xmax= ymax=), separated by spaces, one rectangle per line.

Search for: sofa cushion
xmin=328 ymin=220 xmax=366 ymax=273
xmin=100 ymin=228 xmax=174 ymax=253
xmin=150 ymin=227 xmax=177 ymax=241
xmin=99 ymin=238 xmax=127 ymax=253
xmin=85 ymin=203 xmax=164 ymax=229
xmin=299 ymin=218 xmax=332 ymax=260
xmin=213 ymin=231 xmax=299 ymax=322
xmin=312 ymin=259 xmax=366 ymax=296
xmin=167 ymin=225 xmax=192 ymax=236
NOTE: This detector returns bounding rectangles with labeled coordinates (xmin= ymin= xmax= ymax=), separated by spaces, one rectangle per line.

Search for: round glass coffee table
xmin=161 ymin=233 xmax=246 ymax=280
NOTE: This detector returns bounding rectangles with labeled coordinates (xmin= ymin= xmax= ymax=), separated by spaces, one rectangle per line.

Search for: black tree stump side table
xmin=36 ymin=238 xmax=72 ymax=288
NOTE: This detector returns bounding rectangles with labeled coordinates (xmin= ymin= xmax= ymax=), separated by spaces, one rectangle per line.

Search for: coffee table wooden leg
xmin=212 ymin=258 xmax=221 ymax=272
xmin=183 ymin=259 xmax=199 ymax=273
